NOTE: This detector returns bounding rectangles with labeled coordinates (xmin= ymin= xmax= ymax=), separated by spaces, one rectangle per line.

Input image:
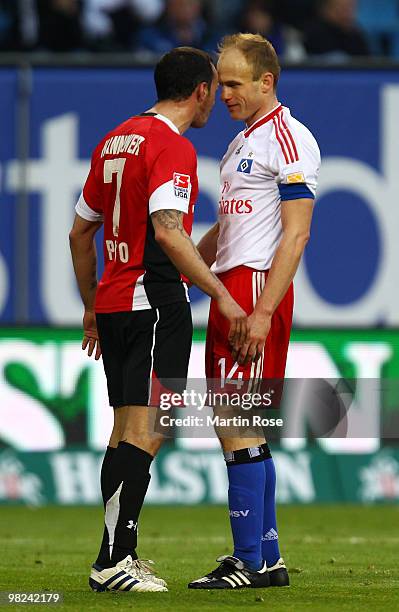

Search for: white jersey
xmin=213 ymin=103 xmax=321 ymax=274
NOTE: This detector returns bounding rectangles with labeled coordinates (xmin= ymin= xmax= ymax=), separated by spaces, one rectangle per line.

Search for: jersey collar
xmin=154 ymin=113 xmax=180 ymax=134
xmin=244 ymin=104 xmax=282 ymax=138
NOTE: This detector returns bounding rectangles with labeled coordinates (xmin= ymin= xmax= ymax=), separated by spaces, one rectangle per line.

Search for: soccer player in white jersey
xmin=188 ymin=34 xmax=320 ymax=590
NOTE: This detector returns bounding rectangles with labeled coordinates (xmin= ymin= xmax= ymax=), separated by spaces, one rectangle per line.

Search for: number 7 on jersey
xmin=103 ymin=157 xmax=126 ymax=238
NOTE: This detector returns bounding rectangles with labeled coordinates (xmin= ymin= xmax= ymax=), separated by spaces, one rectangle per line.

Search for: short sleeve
xmin=271 ymin=118 xmax=320 ymax=202
xmin=75 ymin=162 xmax=103 ymax=222
xmin=147 ymin=138 xmax=197 ymax=215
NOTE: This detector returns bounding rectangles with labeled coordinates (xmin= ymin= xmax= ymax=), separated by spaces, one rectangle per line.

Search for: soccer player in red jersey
xmin=189 ymin=34 xmax=320 ymax=590
xmin=69 ymin=47 xmax=247 ymax=593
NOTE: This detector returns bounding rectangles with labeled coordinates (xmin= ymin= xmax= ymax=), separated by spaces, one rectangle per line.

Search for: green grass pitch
xmin=0 ymin=505 xmax=398 ymax=611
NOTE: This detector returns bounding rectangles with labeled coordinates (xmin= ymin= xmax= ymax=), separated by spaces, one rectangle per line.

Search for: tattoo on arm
xmin=153 ymin=209 xmax=184 ymax=232
xmin=152 ymin=210 xmax=224 ymax=290
xmin=155 ymin=210 xmax=206 ymax=258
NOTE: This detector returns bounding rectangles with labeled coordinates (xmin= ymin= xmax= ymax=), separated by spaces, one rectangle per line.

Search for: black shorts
xmin=96 ymin=302 xmax=192 ymax=408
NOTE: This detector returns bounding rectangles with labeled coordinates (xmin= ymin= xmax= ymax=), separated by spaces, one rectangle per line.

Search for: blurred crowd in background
xmin=1 ymin=0 xmax=399 ymax=60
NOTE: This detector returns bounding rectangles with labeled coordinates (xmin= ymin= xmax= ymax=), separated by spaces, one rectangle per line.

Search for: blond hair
xmin=219 ymin=33 xmax=280 ymax=89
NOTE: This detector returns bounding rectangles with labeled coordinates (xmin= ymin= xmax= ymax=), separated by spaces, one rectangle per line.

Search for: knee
xmin=143 ymin=434 xmax=164 ymax=457
xmin=120 ymin=428 xmax=164 ymax=457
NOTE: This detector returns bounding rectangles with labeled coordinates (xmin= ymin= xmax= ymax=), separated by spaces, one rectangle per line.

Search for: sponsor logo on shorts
xmin=173 ymin=173 xmax=191 ymax=199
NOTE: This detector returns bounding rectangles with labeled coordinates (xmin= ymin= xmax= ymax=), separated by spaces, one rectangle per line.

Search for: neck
xmin=245 ymin=96 xmax=279 ymax=128
xmin=147 ymin=101 xmax=194 ymax=135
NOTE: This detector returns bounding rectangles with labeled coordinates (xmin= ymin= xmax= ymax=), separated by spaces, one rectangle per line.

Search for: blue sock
xmin=227 ymin=460 xmax=265 ymax=571
xmin=261 ymin=457 xmax=281 ymax=567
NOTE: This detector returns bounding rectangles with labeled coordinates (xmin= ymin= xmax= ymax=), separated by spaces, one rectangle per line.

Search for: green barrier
xmin=1 ymin=445 xmax=399 ymax=506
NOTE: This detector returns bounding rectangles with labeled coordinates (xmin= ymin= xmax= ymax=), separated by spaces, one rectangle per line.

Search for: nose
xmin=220 ymin=86 xmax=232 ymax=103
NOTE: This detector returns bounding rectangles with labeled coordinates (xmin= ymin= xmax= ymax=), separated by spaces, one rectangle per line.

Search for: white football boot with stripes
xmin=89 ymin=555 xmax=167 ymax=592
xmin=130 ymin=559 xmax=167 ymax=587
xmin=188 ymin=555 xmax=270 ymax=589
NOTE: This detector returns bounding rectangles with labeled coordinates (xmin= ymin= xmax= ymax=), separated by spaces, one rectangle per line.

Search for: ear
xmin=196 ymin=81 xmax=209 ymax=102
xmin=260 ymin=72 xmax=274 ymax=93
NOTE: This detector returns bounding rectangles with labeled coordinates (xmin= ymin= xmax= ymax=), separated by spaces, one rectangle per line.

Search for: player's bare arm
xmin=152 ymin=210 xmax=246 ymax=349
xmin=197 ymin=222 xmax=220 ymax=268
xmin=151 ymin=210 xmax=223 ymax=298
xmin=236 ymin=198 xmax=314 ymax=365
xmin=69 ymin=214 xmax=103 ymax=360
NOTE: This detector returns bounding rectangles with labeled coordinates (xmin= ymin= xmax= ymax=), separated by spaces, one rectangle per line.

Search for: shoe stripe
xmin=222 ymin=576 xmax=237 ymax=588
xmin=123 ymin=578 xmax=140 ymax=591
xmin=102 ymin=570 xmax=126 ymax=588
xmin=235 ymin=571 xmax=251 ymax=585
xmin=230 ymin=574 xmax=242 ymax=586
xmin=111 ymin=575 xmax=134 ymax=590
xmin=107 ymin=575 xmax=130 ymax=590
xmin=235 ymin=573 xmax=246 ymax=585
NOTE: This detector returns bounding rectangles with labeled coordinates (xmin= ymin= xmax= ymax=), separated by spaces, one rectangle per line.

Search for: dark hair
xmin=155 ymin=47 xmax=214 ymax=102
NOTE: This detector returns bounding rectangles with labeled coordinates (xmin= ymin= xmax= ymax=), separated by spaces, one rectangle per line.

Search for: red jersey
xmin=75 ymin=113 xmax=198 ymax=312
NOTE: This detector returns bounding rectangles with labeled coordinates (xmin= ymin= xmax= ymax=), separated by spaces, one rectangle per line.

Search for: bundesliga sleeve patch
xmin=173 ymin=172 xmax=192 ymax=200
xmin=237 ymin=158 xmax=253 ymax=174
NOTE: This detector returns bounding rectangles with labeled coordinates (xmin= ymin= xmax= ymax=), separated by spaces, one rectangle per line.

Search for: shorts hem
xmin=112 ymin=399 xmax=149 ymax=408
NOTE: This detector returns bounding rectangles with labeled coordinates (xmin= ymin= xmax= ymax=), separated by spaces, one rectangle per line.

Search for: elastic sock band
xmin=224 ymin=445 xmax=267 ymax=465
xmin=260 ymin=442 xmax=272 ymax=460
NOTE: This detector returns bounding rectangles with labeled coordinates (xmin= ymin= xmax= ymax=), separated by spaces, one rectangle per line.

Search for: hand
xmin=216 ymin=294 xmax=248 ymax=351
xmin=82 ymin=310 xmax=102 ymax=360
xmin=234 ymin=311 xmax=272 ymax=366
